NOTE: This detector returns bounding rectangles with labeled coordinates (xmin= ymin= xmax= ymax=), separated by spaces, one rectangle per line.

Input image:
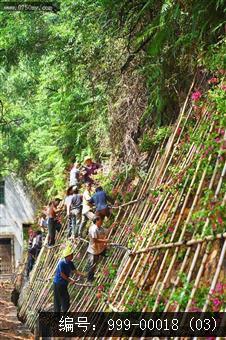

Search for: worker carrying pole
xmin=53 ymin=244 xmax=85 ymax=313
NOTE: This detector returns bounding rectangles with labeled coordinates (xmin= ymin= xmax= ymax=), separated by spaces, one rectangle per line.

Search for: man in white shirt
xmin=69 ymin=162 xmax=80 ymax=187
xmin=87 ymin=216 xmax=109 ymax=282
xmin=64 ymin=186 xmax=74 ymax=237
xmin=79 ymin=183 xmax=95 ymax=237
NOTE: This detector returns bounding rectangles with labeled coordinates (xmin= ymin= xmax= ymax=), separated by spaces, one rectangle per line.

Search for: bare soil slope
xmin=0 ymin=280 xmax=33 ymax=340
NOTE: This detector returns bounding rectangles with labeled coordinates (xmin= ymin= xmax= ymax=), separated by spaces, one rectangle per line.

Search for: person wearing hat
xmin=83 ymin=156 xmax=101 ymax=184
xmin=53 ymin=244 xmax=84 ymax=313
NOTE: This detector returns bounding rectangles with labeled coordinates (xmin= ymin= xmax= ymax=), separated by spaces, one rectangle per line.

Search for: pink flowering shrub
xmin=209 ymin=282 xmax=226 ymax=311
xmin=103 ymin=269 xmax=109 ymax=276
xmin=217 ymin=216 xmax=223 ymax=225
xmin=125 ymin=226 xmax=132 ymax=233
xmin=191 ymin=91 xmax=202 ymax=101
xmin=97 ymin=285 xmax=105 ymax=292
xmin=208 ymin=77 xmax=219 ymax=84
xmin=176 ymin=127 xmax=182 ymax=136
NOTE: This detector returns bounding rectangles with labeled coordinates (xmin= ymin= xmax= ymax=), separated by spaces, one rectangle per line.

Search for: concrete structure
xmin=0 ymin=175 xmax=35 ymax=274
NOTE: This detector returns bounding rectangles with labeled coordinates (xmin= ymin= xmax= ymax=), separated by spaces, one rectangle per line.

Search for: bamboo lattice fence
xmin=18 ymin=80 xmax=226 ymax=334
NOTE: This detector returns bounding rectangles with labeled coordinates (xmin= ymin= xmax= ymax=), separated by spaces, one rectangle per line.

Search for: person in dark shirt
xmin=53 ymin=245 xmax=84 ymax=312
xmin=89 ymin=186 xmax=114 ymax=220
xmin=83 ymin=156 xmax=101 ymax=184
xmin=26 ymin=229 xmax=36 ymax=277
xmin=27 ymin=230 xmax=43 ymax=277
xmin=69 ymin=187 xmax=83 ymax=238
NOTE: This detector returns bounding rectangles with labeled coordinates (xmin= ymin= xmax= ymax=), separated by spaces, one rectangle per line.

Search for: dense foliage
xmin=0 ymin=0 xmax=225 ymax=199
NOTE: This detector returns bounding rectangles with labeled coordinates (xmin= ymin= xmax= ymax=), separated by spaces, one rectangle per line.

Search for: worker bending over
xmin=53 ymin=245 xmax=84 ymax=312
xmin=89 ymin=186 xmax=114 ymax=220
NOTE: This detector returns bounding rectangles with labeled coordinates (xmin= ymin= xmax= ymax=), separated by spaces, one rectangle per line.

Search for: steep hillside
xmin=18 ymin=77 xmax=225 ymax=330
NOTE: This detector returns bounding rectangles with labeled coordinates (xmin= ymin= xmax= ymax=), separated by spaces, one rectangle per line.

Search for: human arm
xmin=72 ymin=269 xmax=86 ymax=277
xmin=59 ymin=261 xmax=77 ymax=284
xmin=88 ymin=195 xmax=95 ymax=206
xmin=52 ymin=205 xmax=62 ymax=214
xmin=60 ymin=272 xmax=76 ymax=284
xmin=93 ymin=237 xmax=109 ymax=244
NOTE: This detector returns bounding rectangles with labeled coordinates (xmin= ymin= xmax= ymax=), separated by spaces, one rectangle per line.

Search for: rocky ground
xmin=0 ymin=278 xmax=33 ymax=340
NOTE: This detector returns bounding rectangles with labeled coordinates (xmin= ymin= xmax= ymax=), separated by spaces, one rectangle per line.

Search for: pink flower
xmin=191 ymin=91 xmax=202 ymax=101
xmin=126 ymin=185 xmax=133 ymax=193
xmin=176 ymin=127 xmax=182 ymax=136
xmin=208 ymin=77 xmax=219 ymax=84
xmin=215 ymin=137 xmax=221 ymax=143
xmin=76 ymin=253 xmax=81 ymax=259
xmin=125 ymin=226 xmax=132 ymax=234
xmin=189 ymin=306 xmax=202 ymax=312
xmin=217 ymin=216 xmax=223 ymax=225
xmin=103 ymin=269 xmax=109 ymax=276
xmin=210 ymin=201 xmax=216 ymax=208
xmin=168 ymin=226 xmax=174 ymax=232
xmin=98 ymin=285 xmax=104 ymax=291
xmin=213 ymin=298 xmax=221 ymax=306
xmin=215 ymin=282 xmax=224 ymax=293
xmin=221 ymin=85 xmax=226 ymax=91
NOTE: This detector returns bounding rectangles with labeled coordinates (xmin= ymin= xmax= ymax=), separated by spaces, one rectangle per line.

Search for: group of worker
xmin=42 ymin=156 xmax=114 ymax=246
xmin=53 ymin=213 xmax=114 ymax=313
xmin=33 ymin=156 xmax=117 ymax=312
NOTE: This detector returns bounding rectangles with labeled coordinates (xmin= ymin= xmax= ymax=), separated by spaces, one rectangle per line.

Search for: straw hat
xmin=84 ymin=156 xmax=92 ymax=162
xmin=62 ymin=245 xmax=73 ymax=258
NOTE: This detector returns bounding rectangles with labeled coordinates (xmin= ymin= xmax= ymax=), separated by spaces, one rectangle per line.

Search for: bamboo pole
xmin=202 ymin=239 xmax=226 ymax=312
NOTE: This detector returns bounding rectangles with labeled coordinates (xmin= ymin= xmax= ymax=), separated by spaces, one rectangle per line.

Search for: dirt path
xmin=0 ymin=279 xmax=33 ymax=340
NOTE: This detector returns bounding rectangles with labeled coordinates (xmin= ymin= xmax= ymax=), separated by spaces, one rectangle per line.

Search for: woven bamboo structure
xmin=18 ymin=79 xmax=226 ymax=333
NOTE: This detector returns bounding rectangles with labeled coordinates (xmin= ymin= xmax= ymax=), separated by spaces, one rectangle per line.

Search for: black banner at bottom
xmin=38 ymin=312 xmax=226 ymax=337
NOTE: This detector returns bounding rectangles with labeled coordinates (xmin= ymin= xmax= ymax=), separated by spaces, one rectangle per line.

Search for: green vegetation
xmin=0 ymin=0 xmax=225 ymax=200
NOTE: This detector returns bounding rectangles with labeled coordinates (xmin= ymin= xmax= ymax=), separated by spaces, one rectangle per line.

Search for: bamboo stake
xmin=202 ymin=239 xmax=226 ymax=312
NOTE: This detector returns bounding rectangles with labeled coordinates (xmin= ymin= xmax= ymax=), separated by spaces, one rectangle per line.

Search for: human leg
xmin=60 ymin=285 xmax=70 ymax=313
xmin=48 ymin=218 xmax=56 ymax=246
xmin=53 ymin=283 xmax=61 ymax=313
xmin=87 ymin=253 xmax=99 ymax=282
xmin=67 ymin=215 xmax=72 ymax=238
